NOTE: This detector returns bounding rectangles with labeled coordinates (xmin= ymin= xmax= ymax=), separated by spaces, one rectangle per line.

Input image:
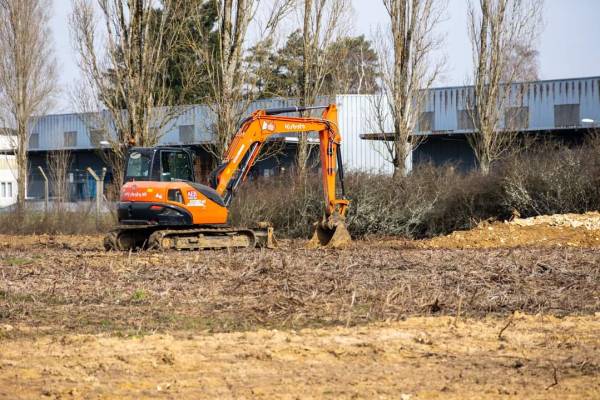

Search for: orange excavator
xmin=104 ymin=104 xmax=351 ymax=251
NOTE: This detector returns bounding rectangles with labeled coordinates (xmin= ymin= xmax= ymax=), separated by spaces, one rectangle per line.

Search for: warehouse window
xmin=504 ymin=106 xmax=529 ymax=130
xmin=90 ymin=129 xmax=106 ymax=147
xmin=29 ymin=133 xmax=39 ymax=149
xmin=179 ymin=125 xmax=195 ymax=144
xmin=554 ymin=104 xmax=580 ymax=127
xmin=1 ymin=182 xmax=5 ymax=197
xmin=64 ymin=131 xmax=77 ymax=147
xmin=418 ymin=112 xmax=434 ymax=132
xmin=457 ymin=109 xmax=475 ymax=130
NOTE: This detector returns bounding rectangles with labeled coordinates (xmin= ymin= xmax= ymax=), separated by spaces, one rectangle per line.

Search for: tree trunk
xmin=296 ymin=0 xmax=313 ymax=177
xmin=393 ymin=133 xmax=407 ymax=178
xmin=16 ymin=123 xmax=27 ymax=217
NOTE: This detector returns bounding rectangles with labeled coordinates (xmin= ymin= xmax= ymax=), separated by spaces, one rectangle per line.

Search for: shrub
xmin=0 ymin=205 xmax=115 ymax=235
xmin=3 ymin=140 xmax=600 ymax=238
xmin=231 ymin=140 xmax=600 ymax=239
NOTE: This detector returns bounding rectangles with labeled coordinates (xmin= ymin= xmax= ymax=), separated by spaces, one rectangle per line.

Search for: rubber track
xmin=147 ymin=227 xmax=256 ymax=250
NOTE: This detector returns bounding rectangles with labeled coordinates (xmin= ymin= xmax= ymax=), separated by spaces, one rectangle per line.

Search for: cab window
xmin=160 ymin=151 xmax=193 ymax=182
xmin=125 ymin=151 xmax=152 ymax=181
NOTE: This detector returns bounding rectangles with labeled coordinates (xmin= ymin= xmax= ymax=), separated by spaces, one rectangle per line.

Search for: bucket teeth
xmin=308 ymin=215 xmax=352 ymax=249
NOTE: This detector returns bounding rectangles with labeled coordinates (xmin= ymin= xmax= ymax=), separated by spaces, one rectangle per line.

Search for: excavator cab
xmin=124 ymin=147 xmax=195 ymax=183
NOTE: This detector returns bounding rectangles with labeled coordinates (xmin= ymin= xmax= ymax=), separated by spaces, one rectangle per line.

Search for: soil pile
xmin=418 ymin=212 xmax=600 ymax=249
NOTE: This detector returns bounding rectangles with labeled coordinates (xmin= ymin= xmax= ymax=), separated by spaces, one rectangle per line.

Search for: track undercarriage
xmin=104 ymin=224 xmax=275 ymax=251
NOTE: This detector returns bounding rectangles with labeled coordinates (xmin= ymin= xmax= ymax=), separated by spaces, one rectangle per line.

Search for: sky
xmin=49 ymin=0 xmax=600 ymax=113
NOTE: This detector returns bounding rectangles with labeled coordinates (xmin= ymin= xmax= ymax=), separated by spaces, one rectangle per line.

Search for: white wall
xmin=336 ymin=95 xmax=406 ymax=174
xmin=0 ymin=134 xmax=16 ymax=152
xmin=0 ymin=155 xmax=17 ymax=208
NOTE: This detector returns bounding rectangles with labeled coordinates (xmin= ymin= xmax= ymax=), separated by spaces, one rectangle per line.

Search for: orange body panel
xmin=120 ymin=181 xmax=228 ymax=225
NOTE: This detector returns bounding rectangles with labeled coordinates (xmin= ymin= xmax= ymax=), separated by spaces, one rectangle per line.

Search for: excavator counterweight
xmin=104 ymin=103 xmax=351 ymax=251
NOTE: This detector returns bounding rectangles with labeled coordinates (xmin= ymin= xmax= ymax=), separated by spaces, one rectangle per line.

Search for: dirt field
xmin=1 ymin=219 xmax=599 ymax=399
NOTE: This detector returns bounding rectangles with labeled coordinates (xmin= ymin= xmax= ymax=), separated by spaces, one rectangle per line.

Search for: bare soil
xmin=1 ymin=314 xmax=599 ymax=399
xmin=0 ymin=220 xmax=599 ymax=399
xmin=413 ymin=214 xmax=600 ymax=249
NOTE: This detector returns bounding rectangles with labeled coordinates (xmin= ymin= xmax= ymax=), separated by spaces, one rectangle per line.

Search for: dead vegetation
xmin=0 ymin=235 xmax=598 ymax=336
xmin=0 ymin=227 xmax=598 ymax=398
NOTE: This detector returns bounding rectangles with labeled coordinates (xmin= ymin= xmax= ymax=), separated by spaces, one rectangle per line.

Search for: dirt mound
xmin=418 ymin=212 xmax=600 ymax=249
xmin=510 ymin=212 xmax=600 ymax=230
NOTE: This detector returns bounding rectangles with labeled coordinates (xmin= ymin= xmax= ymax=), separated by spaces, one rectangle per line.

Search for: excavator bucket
xmin=307 ymin=214 xmax=352 ymax=249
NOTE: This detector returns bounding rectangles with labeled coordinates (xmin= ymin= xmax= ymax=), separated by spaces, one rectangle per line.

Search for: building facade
xmin=411 ymin=76 xmax=600 ymax=168
xmin=24 ymin=76 xmax=600 ymax=199
xmin=0 ymin=133 xmax=17 ymax=208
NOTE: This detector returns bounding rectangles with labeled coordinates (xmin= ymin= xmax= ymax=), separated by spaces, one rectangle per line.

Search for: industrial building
xmin=20 ymin=75 xmax=600 ymax=201
xmin=0 ymin=132 xmax=17 ymax=207
xmin=409 ymin=76 xmax=600 ymax=169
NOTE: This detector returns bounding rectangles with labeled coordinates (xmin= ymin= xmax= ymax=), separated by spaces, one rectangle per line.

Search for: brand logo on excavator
xmin=284 ymin=123 xmax=306 ymax=131
xmin=262 ymin=121 xmax=276 ymax=132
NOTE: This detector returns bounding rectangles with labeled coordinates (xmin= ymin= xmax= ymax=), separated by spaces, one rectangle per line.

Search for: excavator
xmin=103 ymin=103 xmax=351 ymax=251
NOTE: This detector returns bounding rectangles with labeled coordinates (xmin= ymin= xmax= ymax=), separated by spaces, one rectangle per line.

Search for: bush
xmin=0 ymin=205 xmax=115 ymax=235
xmin=500 ymin=141 xmax=600 ymax=216
xmin=3 ymin=140 xmax=600 ymax=238
xmin=231 ymin=140 xmax=600 ymax=239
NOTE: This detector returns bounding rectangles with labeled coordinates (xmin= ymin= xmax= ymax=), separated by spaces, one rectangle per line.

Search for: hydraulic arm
xmin=210 ymin=104 xmax=349 ymax=218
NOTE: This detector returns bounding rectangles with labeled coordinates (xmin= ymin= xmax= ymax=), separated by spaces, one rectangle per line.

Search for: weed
xmin=131 ymin=289 xmax=147 ymax=303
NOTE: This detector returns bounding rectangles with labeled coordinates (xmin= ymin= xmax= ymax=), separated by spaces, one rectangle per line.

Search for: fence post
xmin=100 ymin=167 xmax=107 ymax=205
xmin=87 ymin=167 xmax=101 ymax=225
xmin=37 ymin=166 xmax=48 ymax=214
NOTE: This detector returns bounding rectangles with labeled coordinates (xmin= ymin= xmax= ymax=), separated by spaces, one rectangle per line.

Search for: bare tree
xmin=70 ymin=0 xmax=188 ymax=184
xmin=370 ymin=0 xmax=445 ymax=178
xmin=47 ymin=150 xmax=72 ymax=209
xmin=466 ymin=0 xmax=543 ymax=174
xmin=296 ymin=0 xmax=350 ymax=175
xmin=188 ymin=0 xmax=294 ymax=165
xmin=0 ymin=0 xmax=57 ymax=215
xmin=504 ymin=41 xmax=539 ymax=82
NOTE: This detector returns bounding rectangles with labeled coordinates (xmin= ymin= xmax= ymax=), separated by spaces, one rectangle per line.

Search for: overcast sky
xmin=49 ymin=0 xmax=600 ymax=113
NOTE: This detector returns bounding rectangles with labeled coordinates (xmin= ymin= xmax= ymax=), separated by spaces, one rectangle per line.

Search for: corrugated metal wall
xmin=335 ymin=95 xmax=395 ymax=173
xmin=421 ymin=77 xmax=600 ymax=132
xmin=28 ymin=76 xmax=600 ymax=173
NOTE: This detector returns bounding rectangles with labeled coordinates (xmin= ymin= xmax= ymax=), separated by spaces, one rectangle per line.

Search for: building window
xmin=90 ymin=129 xmax=106 ymax=147
xmin=554 ymin=104 xmax=580 ymax=127
xmin=1 ymin=182 xmax=5 ymax=197
xmin=418 ymin=112 xmax=434 ymax=132
xmin=179 ymin=125 xmax=195 ymax=144
xmin=504 ymin=106 xmax=529 ymax=130
xmin=64 ymin=131 xmax=77 ymax=147
xmin=29 ymin=133 xmax=39 ymax=149
xmin=457 ymin=109 xmax=474 ymax=130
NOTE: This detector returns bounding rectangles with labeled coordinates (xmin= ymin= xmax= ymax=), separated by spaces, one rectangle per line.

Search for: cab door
xmin=159 ymin=149 xmax=194 ymax=182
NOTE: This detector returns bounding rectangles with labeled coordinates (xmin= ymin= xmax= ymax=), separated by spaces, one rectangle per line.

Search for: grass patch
xmin=2 ymin=257 xmax=33 ymax=267
xmin=130 ymin=289 xmax=148 ymax=303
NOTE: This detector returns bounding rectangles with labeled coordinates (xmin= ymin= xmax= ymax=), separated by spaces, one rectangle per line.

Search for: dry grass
xmin=1 ymin=235 xmax=598 ymax=336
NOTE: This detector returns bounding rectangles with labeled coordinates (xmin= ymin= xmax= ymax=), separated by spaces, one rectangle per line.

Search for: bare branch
xmin=465 ymin=0 xmax=543 ymax=174
xmin=370 ymin=0 xmax=446 ymax=178
xmin=70 ymin=0 xmax=189 ymax=181
xmin=0 ymin=0 xmax=57 ymax=214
